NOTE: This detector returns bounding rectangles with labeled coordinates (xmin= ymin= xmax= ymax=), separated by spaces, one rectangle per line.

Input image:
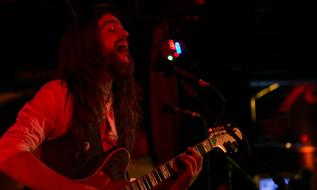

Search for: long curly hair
xmin=58 ymin=11 xmax=142 ymax=152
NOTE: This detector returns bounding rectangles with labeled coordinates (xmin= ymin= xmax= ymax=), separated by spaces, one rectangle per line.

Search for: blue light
xmin=259 ymin=178 xmax=289 ymax=190
xmin=175 ymin=42 xmax=182 ymax=54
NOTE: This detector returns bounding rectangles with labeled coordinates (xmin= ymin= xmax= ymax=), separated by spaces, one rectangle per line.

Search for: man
xmin=0 ymin=8 xmax=203 ymax=190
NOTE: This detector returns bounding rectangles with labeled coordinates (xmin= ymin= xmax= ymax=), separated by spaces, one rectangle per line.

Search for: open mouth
xmin=115 ymin=41 xmax=130 ymax=64
xmin=117 ymin=42 xmax=129 ymax=53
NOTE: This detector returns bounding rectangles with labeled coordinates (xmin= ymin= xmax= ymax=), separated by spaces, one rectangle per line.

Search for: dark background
xmin=1 ymin=0 xmax=317 ymax=190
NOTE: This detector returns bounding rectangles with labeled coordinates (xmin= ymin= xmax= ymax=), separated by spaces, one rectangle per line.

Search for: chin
xmin=112 ymin=55 xmax=135 ymax=79
xmin=118 ymin=54 xmax=131 ymax=65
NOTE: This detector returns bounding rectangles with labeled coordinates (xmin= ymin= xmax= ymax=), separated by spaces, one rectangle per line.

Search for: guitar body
xmin=76 ymin=148 xmax=131 ymax=190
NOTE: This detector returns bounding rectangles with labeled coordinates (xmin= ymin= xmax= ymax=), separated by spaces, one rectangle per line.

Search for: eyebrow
xmin=100 ymin=19 xmax=121 ymax=28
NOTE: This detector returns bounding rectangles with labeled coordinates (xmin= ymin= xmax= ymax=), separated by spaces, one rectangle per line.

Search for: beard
xmin=105 ymin=50 xmax=135 ymax=79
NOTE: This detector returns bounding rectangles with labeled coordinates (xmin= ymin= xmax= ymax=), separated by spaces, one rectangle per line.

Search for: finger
xmin=178 ymin=153 xmax=197 ymax=174
xmin=185 ymin=148 xmax=199 ymax=172
xmin=186 ymin=147 xmax=203 ymax=172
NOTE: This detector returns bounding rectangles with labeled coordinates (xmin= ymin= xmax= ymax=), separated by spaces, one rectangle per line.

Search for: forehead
xmin=98 ymin=14 xmax=122 ymax=27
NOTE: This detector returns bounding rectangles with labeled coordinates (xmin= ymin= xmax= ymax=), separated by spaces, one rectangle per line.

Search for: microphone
xmin=163 ymin=104 xmax=201 ymax=118
xmin=154 ymin=62 xmax=210 ymax=87
xmin=173 ymin=66 xmax=210 ymax=87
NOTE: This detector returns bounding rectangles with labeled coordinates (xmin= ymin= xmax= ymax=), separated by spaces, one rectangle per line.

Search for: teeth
xmin=117 ymin=41 xmax=128 ymax=47
xmin=117 ymin=44 xmax=128 ymax=52
xmin=120 ymin=41 xmax=128 ymax=46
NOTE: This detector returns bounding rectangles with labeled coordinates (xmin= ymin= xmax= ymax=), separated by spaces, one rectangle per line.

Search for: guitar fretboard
xmin=124 ymin=130 xmax=224 ymax=190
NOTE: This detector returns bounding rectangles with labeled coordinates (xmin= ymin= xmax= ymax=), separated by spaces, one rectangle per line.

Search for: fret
xmin=133 ymin=179 xmax=142 ymax=190
xmin=156 ymin=167 xmax=166 ymax=181
xmin=144 ymin=175 xmax=154 ymax=189
xmin=159 ymin=165 xmax=170 ymax=179
xmin=140 ymin=176 xmax=151 ymax=190
xmin=141 ymin=176 xmax=151 ymax=190
xmin=202 ymin=139 xmax=213 ymax=152
xmin=165 ymin=161 xmax=175 ymax=176
xmin=148 ymin=172 xmax=159 ymax=186
xmin=196 ymin=143 xmax=207 ymax=155
xmin=152 ymin=169 xmax=163 ymax=183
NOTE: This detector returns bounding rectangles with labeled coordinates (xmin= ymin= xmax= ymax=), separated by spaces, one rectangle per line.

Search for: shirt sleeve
xmin=0 ymin=80 xmax=71 ymax=164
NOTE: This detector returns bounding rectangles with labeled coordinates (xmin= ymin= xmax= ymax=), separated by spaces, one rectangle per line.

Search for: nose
xmin=121 ymin=28 xmax=129 ymax=38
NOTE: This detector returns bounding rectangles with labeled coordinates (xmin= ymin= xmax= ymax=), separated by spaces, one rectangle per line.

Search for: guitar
xmin=76 ymin=124 xmax=243 ymax=190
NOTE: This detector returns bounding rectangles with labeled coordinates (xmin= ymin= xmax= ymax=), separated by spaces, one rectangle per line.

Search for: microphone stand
xmin=162 ymin=65 xmax=242 ymax=189
xmin=224 ymin=155 xmax=256 ymax=190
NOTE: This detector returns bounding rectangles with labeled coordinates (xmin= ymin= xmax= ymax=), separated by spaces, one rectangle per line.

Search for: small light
xmin=167 ymin=55 xmax=174 ymax=61
xmin=300 ymin=134 xmax=309 ymax=143
xmin=168 ymin=40 xmax=175 ymax=50
xmin=175 ymin=42 xmax=182 ymax=54
xmin=285 ymin=142 xmax=292 ymax=149
xmin=173 ymin=52 xmax=179 ymax=58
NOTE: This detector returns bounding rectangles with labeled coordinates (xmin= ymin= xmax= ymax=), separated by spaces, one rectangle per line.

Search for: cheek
xmin=100 ymin=33 xmax=116 ymax=52
xmin=102 ymin=41 xmax=112 ymax=53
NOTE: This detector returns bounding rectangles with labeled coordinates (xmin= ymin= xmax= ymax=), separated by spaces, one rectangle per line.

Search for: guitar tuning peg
xmin=224 ymin=142 xmax=238 ymax=154
xmin=225 ymin=122 xmax=234 ymax=128
xmin=232 ymin=141 xmax=238 ymax=149
xmin=208 ymin=128 xmax=213 ymax=133
xmin=228 ymin=143 xmax=235 ymax=153
xmin=231 ymin=141 xmax=239 ymax=152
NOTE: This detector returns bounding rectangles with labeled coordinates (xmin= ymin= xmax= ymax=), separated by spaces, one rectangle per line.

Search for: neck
xmin=97 ymin=69 xmax=113 ymax=90
xmin=100 ymin=80 xmax=113 ymax=97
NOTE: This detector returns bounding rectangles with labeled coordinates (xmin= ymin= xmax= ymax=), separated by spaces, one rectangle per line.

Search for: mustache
xmin=115 ymin=38 xmax=129 ymax=46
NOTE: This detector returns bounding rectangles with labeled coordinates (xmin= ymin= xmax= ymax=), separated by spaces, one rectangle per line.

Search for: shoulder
xmin=37 ymin=80 xmax=68 ymax=96
xmin=29 ymin=80 xmax=69 ymax=104
xmin=40 ymin=79 xmax=68 ymax=91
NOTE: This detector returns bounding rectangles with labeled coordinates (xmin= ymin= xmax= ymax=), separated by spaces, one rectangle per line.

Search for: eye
xmin=102 ymin=22 xmax=125 ymax=34
xmin=107 ymin=24 xmax=115 ymax=33
xmin=101 ymin=22 xmax=115 ymax=33
xmin=108 ymin=29 xmax=115 ymax=33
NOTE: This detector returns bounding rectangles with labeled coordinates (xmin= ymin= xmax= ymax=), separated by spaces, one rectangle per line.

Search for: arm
xmin=0 ymin=151 xmax=97 ymax=190
xmin=0 ymin=81 xmax=97 ymax=190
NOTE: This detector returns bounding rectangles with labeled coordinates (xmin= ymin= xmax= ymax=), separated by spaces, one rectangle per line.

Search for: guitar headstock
xmin=208 ymin=123 xmax=243 ymax=153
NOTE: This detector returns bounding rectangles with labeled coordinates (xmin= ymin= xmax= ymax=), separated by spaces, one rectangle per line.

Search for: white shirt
xmin=0 ymin=80 xmax=118 ymax=164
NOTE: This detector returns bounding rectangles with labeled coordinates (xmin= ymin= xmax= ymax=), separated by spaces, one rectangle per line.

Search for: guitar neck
xmin=124 ymin=136 xmax=219 ymax=190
